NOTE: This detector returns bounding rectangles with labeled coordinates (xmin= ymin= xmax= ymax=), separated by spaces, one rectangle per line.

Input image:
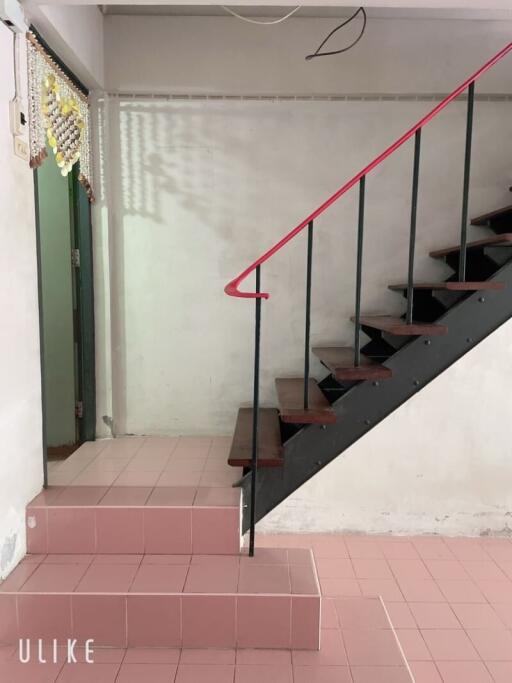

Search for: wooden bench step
xmin=352 ymin=315 xmax=448 ymax=336
xmin=228 ymin=408 xmax=283 ymax=468
xmin=471 ymin=205 xmax=512 ymax=226
xmin=275 ymin=378 xmax=336 ymax=425
xmin=313 ymin=346 xmax=392 ymax=381
xmin=430 ymin=234 xmax=512 ymax=258
xmin=388 ymin=281 xmax=504 ymax=292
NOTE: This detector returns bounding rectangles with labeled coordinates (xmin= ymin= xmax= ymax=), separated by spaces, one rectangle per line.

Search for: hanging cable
xmin=220 ymin=5 xmax=302 ymax=25
xmin=306 ymin=7 xmax=367 ymax=60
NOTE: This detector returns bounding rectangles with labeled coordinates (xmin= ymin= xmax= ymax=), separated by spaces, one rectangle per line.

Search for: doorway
xmin=34 ymin=147 xmax=96 ymax=466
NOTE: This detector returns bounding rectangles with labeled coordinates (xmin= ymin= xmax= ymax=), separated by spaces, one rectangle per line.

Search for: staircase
xmin=224 ymin=43 xmax=512 ymax=547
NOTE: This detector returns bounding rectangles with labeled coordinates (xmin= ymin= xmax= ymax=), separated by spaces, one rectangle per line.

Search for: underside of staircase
xmin=228 ymin=203 xmax=512 ymax=533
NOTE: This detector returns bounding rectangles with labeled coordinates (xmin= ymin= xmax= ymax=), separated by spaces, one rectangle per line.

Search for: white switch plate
xmin=13 ymin=136 xmax=28 ymax=161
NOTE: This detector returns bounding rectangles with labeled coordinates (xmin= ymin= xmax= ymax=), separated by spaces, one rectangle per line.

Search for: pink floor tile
xmin=98 ymin=487 xmax=152 ymax=506
xmin=236 ymin=649 xmax=291 ymax=665
xmin=192 ymin=508 xmax=240 ymax=555
xmin=293 ymin=629 xmax=348 ymax=666
xmin=321 ymin=599 xmax=339 ymax=629
xmin=420 ymin=628 xmax=479 ymax=661
xmin=408 ymin=602 xmax=460 ymax=629
xmin=237 ymin=596 xmax=291 ymax=649
xmin=180 ymin=649 xmax=236 ymax=664
xmin=463 ymin=560 xmax=508 ymax=581
xmin=71 ymin=471 xmax=119 ymax=487
xmin=47 ymin=509 xmax=96 ymax=554
xmin=116 ymin=663 xmax=178 ymax=683
xmin=293 ymin=665 xmax=352 ymax=682
xmin=292 ymin=596 xmax=321 ymax=649
xmin=182 ymin=596 xmax=236 ymax=648
xmin=146 ymin=487 xmax=197 ymax=506
xmin=113 ymin=471 xmax=161 ymax=487
xmin=238 ymin=563 xmax=291 ymax=594
xmin=435 ymin=661 xmax=494 ymax=683
xmin=444 ymin=539 xmax=489 ymax=562
xmin=350 ymin=666 xmax=412 ymax=682
xmin=467 ymin=628 xmax=512 ymax=660
xmin=477 ymin=579 xmax=512 ymax=603
xmin=394 ymin=629 xmax=432 ymax=661
xmin=486 ymin=662 xmax=512 ymax=683
xmin=76 ymin=563 xmax=138 ymax=593
xmin=43 ymin=555 xmax=94 ymax=565
xmin=93 ymin=554 xmax=142 ymax=565
xmin=56 ymin=662 xmax=121 ymax=682
xmin=130 ymin=564 xmax=188 ymax=593
xmin=310 ymin=537 xmax=349 ymax=559
xmin=235 ymin=664 xmax=293 ymax=683
xmin=384 ymin=602 xmax=416 ymax=629
xmin=490 ymin=602 xmax=512 ymax=627
xmin=95 ymin=508 xmax=144 ymax=554
xmin=389 ymin=558 xmax=431 ymax=581
xmin=290 ymin=564 xmax=319 ymax=595
xmin=21 ymin=563 xmax=88 ymax=592
xmin=352 ymin=558 xmax=393 ymax=579
xmin=409 ymin=661 xmax=443 ymax=683
xmin=175 ymin=664 xmax=235 ymax=683
xmin=142 ymin=555 xmax=191 ymax=565
xmin=397 ymin=579 xmax=446 ymax=603
xmin=127 ymin=595 xmax=181 ymax=647
xmin=0 ymin=561 xmax=39 ymax=591
xmin=0 ymin=659 xmax=64 ymax=683
xmin=29 ymin=486 xmax=66 ymax=506
xmin=320 ymin=578 xmax=361 ymax=598
xmin=436 ymin=579 xmax=486 ymax=603
xmin=0 ymin=594 xmax=17 ymax=643
xmin=72 ymin=595 xmax=126 ymax=647
xmin=423 ymin=559 xmax=469 ymax=580
xmin=123 ymin=648 xmax=180 ymax=663
xmin=452 ymin=602 xmax=505 ymax=629
xmin=18 ymin=594 xmax=72 ymax=640
xmin=359 ymin=578 xmax=404 ymax=602
xmin=342 ymin=629 xmax=405 ymax=666
xmin=413 ymin=539 xmax=454 ymax=561
xmin=194 ymin=487 xmax=240 ymax=507
xmin=239 ymin=547 xmax=288 ymax=564
xmin=26 ymin=507 xmax=48 ymax=553
xmin=315 ymin=558 xmax=355 ymax=579
xmin=379 ymin=540 xmax=420 ymax=560
xmin=156 ymin=471 xmax=202 ymax=487
xmin=53 ymin=487 xmax=108 ymax=506
xmin=184 ymin=563 xmax=238 ymax=593
xmin=144 ymin=508 xmax=192 ymax=554
xmin=334 ymin=597 xmax=390 ymax=630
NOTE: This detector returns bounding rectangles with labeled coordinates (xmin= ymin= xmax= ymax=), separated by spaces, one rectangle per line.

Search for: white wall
xmin=95 ymin=15 xmax=512 ymax=534
xmin=0 ymin=25 xmax=44 ymax=577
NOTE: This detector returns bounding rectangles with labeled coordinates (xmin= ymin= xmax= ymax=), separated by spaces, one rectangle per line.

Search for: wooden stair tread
xmin=471 ymin=205 xmax=512 ymax=226
xmin=388 ymin=281 xmax=504 ymax=291
xmin=228 ymin=408 xmax=283 ymax=468
xmin=430 ymin=234 xmax=512 ymax=258
xmin=275 ymin=378 xmax=336 ymax=424
xmin=313 ymin=346 xmax=392 ymax=381
xmin=352 ymin=315 xmax=448 ymax=336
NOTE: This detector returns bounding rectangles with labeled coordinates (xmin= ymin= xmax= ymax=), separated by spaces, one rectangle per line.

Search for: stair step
xmin=0 ymin=549 xmax=320 ymax=649
xmin=389 ymin=281 xmax=504 ymax=291
xmin=353 ymin=315 xmax=448 ymax=336
xmin=228 ymin=407 xmax=283 ymax=467
xmin=471 ymin=205 xmax=512 ymax=226
xmin=275 ymin=378 xmax=337 ymax=424
xmin=430 ymin=233 xmax=512 ymax=258
xmin=313 ymin=346 xmax=392 ymax=381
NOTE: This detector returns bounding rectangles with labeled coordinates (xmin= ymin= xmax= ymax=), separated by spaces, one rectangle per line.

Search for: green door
xmin=36 ymin=145 xmax=77 ymax=450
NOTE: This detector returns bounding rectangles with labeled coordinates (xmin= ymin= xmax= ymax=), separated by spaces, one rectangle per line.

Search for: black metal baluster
xmin=354 ymin=176 xmax=366 ymax=366
xmin=304 ymin=221 xmax=314 ymax=410
xmin=406 ymin=129 xmax=422 ymax=324
xmin=459 ymin=81 xmax=475 ymax=282
xmin=248 ymin=265 xmax=262 ymax=557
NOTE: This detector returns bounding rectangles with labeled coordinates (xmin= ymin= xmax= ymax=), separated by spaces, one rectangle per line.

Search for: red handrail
xmin=225 ymin=42 xmax=512 ymax=300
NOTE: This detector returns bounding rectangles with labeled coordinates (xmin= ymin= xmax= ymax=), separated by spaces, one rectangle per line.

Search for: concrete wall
xmin=0 ymin=25 xmax=43 ymax=577
xmin=94 ymin=14 xmax=512 ymax=533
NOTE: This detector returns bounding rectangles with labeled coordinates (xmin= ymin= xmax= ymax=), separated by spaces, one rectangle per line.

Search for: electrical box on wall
xmin=0 ymin=0 xmax=28 ymax=33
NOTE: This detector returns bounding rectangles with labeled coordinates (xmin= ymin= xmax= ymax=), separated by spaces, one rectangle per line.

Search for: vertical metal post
xmin=406 ymin=129 xmax=422 ymax=324
xmin=354 ymin=176 xmax=366 ymax=366
xmin=303 ymin=221 xmax=314 ymax=410
xmin=248 ymin=265 xmax=262 ymax=557
xmin=459 ymin=81 xmax=475 ymax=282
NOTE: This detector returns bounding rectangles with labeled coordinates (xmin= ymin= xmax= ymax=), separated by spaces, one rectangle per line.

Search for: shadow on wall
xmin=93 ymin=97 xmax=512 ymax=435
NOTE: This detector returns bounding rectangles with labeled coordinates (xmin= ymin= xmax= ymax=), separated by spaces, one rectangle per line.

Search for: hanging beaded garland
xmin=26 ymin=32 xmax=94 ymax=201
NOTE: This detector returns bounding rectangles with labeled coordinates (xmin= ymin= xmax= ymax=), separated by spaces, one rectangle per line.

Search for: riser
xmin=26 ymin=505 xmax=241 ymax=556
xmin=0 ymin=591 xmax=319 ymax=650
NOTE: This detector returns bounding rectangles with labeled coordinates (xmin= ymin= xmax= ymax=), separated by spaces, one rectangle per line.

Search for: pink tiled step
xmin=0 ymin=548 xmax=321 ymax=650
xmin=26 ymin=485 xmax=241 ymax=555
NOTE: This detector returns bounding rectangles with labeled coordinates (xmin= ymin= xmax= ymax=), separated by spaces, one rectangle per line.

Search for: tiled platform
xmin=27 ymin=437 xmax=242 ymax=555
xmin=0 ymin=549 xmax=320 ymax=650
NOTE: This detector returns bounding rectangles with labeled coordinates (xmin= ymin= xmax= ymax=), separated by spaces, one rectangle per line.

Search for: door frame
xmin=31 ymin=28 xmax=95 ymax=486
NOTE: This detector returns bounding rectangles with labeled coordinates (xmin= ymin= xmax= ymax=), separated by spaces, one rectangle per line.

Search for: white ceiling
xmin=99 ymin=4 xmax=512 ymax=19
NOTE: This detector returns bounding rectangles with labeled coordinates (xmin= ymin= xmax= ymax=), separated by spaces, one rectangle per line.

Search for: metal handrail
xmin=224 ymin=43 xmax=512 ymax=301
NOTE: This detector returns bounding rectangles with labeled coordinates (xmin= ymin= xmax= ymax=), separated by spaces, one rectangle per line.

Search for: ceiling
xmin=99 ymin=4 xmax=512 ymax=19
